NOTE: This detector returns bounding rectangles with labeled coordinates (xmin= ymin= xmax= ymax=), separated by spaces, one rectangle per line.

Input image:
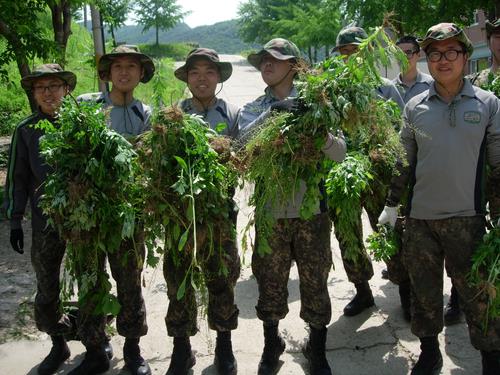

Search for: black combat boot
xmin=411 ymin=336 xmax=443 ymax=375
xmin=399 ymin=280 xmax=412 ymax=322
xmin=214 ymin=331 xmax=237 ymax=375
xmin=343 ymin=281 xmax=375 ymax=316
xmin=37 ymin=335 xmax=70 ymax=375
xmin=166 ymin=337 xmax=196 ymax=375
xmin=124 ymin=338 xmax=151 ymax=375
xmin=302 ymin=325 xmax=332 ymax=375
xmin=68 ymin=344 xmax=110 ymax=375
xmin=444 ymin=285 xmax=462 ymax=326
xmin=257 ymin=321 xmax=285 ymax=375
xmin=481 ymin=350 xmax=500 ymax=375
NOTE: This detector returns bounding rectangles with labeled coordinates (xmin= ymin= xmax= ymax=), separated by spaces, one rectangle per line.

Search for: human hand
xmin=10 ymin=228 xmax=24 ymax=254
xmin=378 ymin=206 xmax=398 ymax=228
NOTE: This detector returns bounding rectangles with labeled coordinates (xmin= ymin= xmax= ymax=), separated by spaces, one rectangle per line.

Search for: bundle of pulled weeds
xmin=238 ymin=27 xmax=406 ymax=256
xmin=38 ymin=98 xmax=139 ymax=316
xmin=135 ymin=106 xmax=237 ymax=298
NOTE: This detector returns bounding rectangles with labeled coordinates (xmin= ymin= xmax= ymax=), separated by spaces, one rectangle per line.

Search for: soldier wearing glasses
xmin=379 ymin=23 xmax=500 ymax=374
xmin=3 ymin=64 xmax=77 ymax=375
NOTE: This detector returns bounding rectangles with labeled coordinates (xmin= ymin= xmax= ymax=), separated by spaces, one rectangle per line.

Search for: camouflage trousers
xmin=78 ymin=231 xmax=148 ymax=347
xmin=164 ymin=219 xmax=240 ymax=337
xmin=253 ymin=213 xmax=333 ymax=327
xmin=404 ymin=217 xmax=500 ymax=350
xmin=31 ymin=230 xmax=72 ymax=336
xmin=330 ymin=175 xmax=409 ymax=285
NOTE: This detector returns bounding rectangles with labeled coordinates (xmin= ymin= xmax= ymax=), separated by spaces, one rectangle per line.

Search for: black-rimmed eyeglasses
xmin=426 ymin=50 xmax=464 ymax=63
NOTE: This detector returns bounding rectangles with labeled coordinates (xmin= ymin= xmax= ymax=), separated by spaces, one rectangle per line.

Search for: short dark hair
xmin=396 ymin=35 xmax=420 ymax=52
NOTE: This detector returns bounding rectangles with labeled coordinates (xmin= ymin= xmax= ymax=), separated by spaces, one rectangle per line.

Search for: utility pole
xmin=90 ymin=5 xmax=107 ymax=93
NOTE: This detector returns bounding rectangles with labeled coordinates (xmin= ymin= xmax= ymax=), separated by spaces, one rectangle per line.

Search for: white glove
xmin=378 ymin=206 xmax=398 ymax=228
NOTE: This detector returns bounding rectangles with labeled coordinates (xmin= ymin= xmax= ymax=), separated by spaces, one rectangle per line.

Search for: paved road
xmin=0 ymin=56 xmax=479 ymax=374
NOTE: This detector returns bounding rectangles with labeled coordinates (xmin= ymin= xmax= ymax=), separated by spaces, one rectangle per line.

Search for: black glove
xmin=270 ymin=98 xmax=307 ymax=115
xmin=10 ymin=228 xmax=24 ymax=254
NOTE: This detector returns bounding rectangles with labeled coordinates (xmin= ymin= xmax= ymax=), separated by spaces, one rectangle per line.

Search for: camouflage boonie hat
xmin=419 ymin=23 xmax=473 ymax=55
xmin=98 ymin=45 xmax=155 ymax=83
xmin=247 ymin=38 xmax=302 ymax=70
xmin=21 ymin=63 xmax=77 ymax=91
xmin=174 ymin=48 xmax=233 ymax=83
xmin=486 ymin=19 xmax=500 ymax=37
xmin=333 ymin=26 xmax=368 ymax=52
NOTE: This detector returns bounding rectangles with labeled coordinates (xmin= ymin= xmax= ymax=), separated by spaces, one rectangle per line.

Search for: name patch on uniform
xmin=463 ymin=111 xmax=481 ymax=124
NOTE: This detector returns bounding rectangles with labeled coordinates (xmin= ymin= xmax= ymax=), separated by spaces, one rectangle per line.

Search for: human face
xmin=397 ymin=42 xmax=419 ymax=72
xmin=259 ymin=54 xmax=294 ymax=86
xmin=426 ymin=39 xmax=467 ymax=87
xmin=338 ymin=44 xmax=359 ymax=58
xmin=187 ymin=59 xmax=220 ymax=101
xmin=489 ymin=32 xmax=500 ymax=65
xmin=109 ymin=56 xmax=143 ymax=94
xmin=32 ymin=77 xmax=67 ymax=116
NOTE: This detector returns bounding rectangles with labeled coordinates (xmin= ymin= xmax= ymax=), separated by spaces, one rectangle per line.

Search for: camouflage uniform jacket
xmin=468 ymin=68 xmax=497 ymax=88
xmin=3 ymin=112 xmax=55 ymax=231
xmin=387 ymin=80 xmax=500 ymax=219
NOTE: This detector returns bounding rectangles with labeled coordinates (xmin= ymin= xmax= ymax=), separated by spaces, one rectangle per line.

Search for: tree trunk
xmin=110 ymin=25 xmax=117 ymax=47
xmin=17 ymin=61 xmax=37 ymax=112
xmin=49 ymin=0 xmax=72 ymax=67
xmin=307 ymin=46 xmax=313 ymax=64
xmin=84 ymin=5 xmax=88 ymax=29
xmin=156 ymin=24 xmax=159 ymax=47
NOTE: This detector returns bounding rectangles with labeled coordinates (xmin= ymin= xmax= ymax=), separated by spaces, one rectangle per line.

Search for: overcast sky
xmin=180 ymin=0 xmax=242 ymax=28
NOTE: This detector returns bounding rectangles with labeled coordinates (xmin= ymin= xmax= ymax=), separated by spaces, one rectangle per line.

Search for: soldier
xmin=73 ymin=45 xmax=154 ymax=375
xmin=330 ymin=25 xmax=405 ymax=317
xmin=379 ymin=23 xmax=500 ymax=374
xmin=3 ymin=64 xmax=76 ymax=375
xmin=239 ymin=38 xmax=347 ymax=375
xmin=163 ymin=48 xmax=240 ymax=375
xmin=469 ymin=18 xmax=500 ymax=86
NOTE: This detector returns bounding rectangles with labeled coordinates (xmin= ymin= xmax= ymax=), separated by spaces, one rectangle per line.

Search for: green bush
xmin=138 ymin=43 xmax=196 ymax=60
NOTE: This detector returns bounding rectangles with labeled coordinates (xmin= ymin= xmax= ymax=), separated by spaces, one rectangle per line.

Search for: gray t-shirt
xmin=179 ymin=97 xmax=240 ymax=138
xmin=401 ymin=80 xmax=500 ymax=220
xmin=77 ymin=92 xmax=151 ymax=137
xmin=392 ymin=71 xmax=434 ymax=104
xmin=377 ymin=77 xmax=405 ymax=111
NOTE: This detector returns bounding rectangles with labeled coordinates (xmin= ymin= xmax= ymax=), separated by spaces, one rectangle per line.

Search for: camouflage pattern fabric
xmin=247 ymin=38 xmax=302 ymax=70
xmin=419 ymin=23 xmax=473 ymax=54
xmin=333 ymin=25 xmax=368 ymax=51
xmin=31 ymin=229 xmax=72 ymax=336
xmin=469 ymin=69 xmax=496 ymax=88
xmin=404 ymin=216 xmax=500 ymax=350
xmin=77 ymin=230 xmax=148 ymax=347
xmin=164 ymin=216 xmax=240 ymax=337
xmin=252 ymin=213 xmax=333 ymax=327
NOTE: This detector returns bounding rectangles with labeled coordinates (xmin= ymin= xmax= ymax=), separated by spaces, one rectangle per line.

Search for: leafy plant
xmin=481 ymin=73 xmax=500 ymax=97
xmin=366 ymin=224 xmax=398 ymax=262
xmin=468 ymin=226 xmax=500 ymax=331
xmin=135 ymin=106 xmax=236 ymax=299
xmin=38 ymin=98 xmax=140 ymax=316
xmin=239 ymin=26 xmax=406 ymax=256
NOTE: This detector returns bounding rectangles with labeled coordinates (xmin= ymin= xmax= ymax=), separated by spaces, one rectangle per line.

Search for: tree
xmin=134 ymin=0 xmax=187 ymax=47
xmin=46 ymin=0 xmax=77 ymax=66
xmin=0 ymin=0 xmax=57 ymax=110
xmin=342 ymin=0 xmax=496 ymax=37
xmin=96 ymin=0 xmax=130 ymax=46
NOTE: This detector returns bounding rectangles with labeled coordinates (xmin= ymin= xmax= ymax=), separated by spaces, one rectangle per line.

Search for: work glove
xmin=378 ymin=206 xmax=398 ymax=228
xmin=10 ymin=228 xmax=24 ymax=254
xmin=270 ymin=98 xmax=307 ymax=115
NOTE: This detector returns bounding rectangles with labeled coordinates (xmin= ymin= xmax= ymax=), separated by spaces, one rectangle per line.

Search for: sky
xmin=179 ymin=0 xmax=242 ymax=28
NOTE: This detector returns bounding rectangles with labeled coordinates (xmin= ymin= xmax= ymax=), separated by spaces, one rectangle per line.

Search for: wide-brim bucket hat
xmin=247 ymin=38 xmax=303 ymax=70
xmin=174 ymin=48 xmax=233 ymax=83
xmin=419 ymin=23 xmax=473 ymax=55
xmin=21 ymin=63 xmax=77 ymax=91
xmin=332 ymin=26 xmax=368 ymax=52
xmin=98 ymin=45 xmax=155 ymax=83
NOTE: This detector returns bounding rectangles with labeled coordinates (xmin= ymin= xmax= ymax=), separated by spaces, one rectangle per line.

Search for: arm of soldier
xmin=322 ymin=131 xmax=346 ymax=162
xmin=385 ymin=109 xmax=416 ymax=207
xmin=228 ymin=105 xmax=240 ymax=139
xmin=142 ymin=104 xmax=152 ymax=133
xmin=237 ymin=101 xmax=270 ymax=142
xmin=4 ymin=127 xmax=30 ymax=229
xmin=486 ymin=97 xmax=500 ymax=220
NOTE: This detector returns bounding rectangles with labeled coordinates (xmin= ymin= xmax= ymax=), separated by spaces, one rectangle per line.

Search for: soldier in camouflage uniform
xmin=73 ymin=45 xmax=154 ymax=375
xmin=3 ymin=64 xmax=76 ymax=375
xmin=330 ymin=25 xmax=406 ymax=318
xmin=239 ymin=38 xmax=347 ymax=375
xmin=162 ymin=48 xmax=241 ymax=375
xmin=469 ymin=19 xmax=500 ymax=87
xmin=379 ymin=23 xmax=500 ymax=374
